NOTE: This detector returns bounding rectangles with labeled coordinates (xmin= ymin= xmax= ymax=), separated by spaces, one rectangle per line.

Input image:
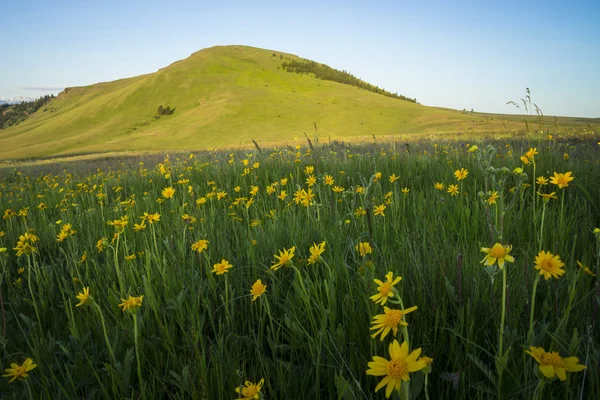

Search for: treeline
xmin=281 ymin=59 xmax=416 ymax=103
xmin=0 ymin=95 xmax=55 ymax=129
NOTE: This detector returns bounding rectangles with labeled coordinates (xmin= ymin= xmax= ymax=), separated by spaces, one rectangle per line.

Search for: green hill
xmin=0 ymin=45 xmax=596 ymax=161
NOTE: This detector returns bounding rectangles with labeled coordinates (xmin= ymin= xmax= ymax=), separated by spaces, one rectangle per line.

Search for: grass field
xmin=1 ymin=131 xmax=599 ymax=399
xmin=0 ymin=45 xmax=598 ymax=161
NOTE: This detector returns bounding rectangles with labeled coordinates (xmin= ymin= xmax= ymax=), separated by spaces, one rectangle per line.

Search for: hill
xmin=0 ymin=45 xmax=597 ymax=161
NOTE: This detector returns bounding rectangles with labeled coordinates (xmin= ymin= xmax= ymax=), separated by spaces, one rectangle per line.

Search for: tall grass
xmin=0 ymin=134 xmax=599 ymax=399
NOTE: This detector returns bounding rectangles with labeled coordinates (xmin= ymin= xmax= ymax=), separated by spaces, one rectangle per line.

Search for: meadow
xmin=0 ymin=132 xmax=599 ymax=399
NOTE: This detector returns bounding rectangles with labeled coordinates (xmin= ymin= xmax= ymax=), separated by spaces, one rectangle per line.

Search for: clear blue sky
xmin=2 ymin=0 xmax=599 ymax=117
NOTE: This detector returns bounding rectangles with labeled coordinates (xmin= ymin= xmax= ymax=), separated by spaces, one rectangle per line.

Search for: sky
xmin=2 ymin=0 xmax=599 ymax=117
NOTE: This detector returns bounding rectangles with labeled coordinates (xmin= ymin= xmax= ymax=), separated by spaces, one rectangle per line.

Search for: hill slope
xmin=0 ymin=45 xmax=596 ymax=160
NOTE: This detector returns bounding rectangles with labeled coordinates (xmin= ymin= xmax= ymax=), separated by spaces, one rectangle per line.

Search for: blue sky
xmin=2 ymin=0 xmax=599 ymax=117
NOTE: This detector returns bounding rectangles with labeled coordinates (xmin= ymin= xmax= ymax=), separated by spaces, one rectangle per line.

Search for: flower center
xmin=14 ymin=366 xmax=26 ymax=377
xmin=540 ymin=352 xmax=564 ymax=367
xmin=540 ymin=259 xmax=554 ymax=271
xmin=385 ymin=309 xmax=402 ymax=326
xmin=379 ymin=282 xmax=392 ymax=296
xmin=490 ymin=245 xmax=507 ymax=259
xmin=387 ymin=359 xmax=408 ymax=379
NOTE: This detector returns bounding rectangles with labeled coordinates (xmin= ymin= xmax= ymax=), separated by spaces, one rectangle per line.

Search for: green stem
xmin=497 ymin=266 xmax=507 ymax=399
xmin=559 ymin=189 xmax=565 ymax=234
xmin=527 ymin=275 xmax=541 ymax=346
xmin=26 ymin=256 xmax=43 ymax=336
xmin=532 ymin=379 xmax=545 ymax=400
xmin=133 ymin=313 xmax=146 ymax=399
xmin=538 ymin=203 xmax=547 ymax=252
xmin=95 ymin=303 xmax=116 ymax=364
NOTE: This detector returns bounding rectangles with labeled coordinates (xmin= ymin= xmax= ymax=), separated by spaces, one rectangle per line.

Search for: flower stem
xmin=497 ymin=266 xmax=508 ymax=398
xmin=532 ymin=379 xmax=545 ymax=400
xmin=133 ymin=313 xmax=146 ymax=399
xmin=95 ymin=303 xmax=116 ymax=364
xmin=527 ymin=274 xmax=541 ymax=346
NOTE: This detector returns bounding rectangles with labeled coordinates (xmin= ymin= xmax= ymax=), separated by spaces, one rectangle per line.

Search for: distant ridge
xmin=0 ymin=45 xmax=596 ymax=160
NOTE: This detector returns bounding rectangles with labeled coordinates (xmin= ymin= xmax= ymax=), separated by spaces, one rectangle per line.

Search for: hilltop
xmin=0 ymin=45 xmax=596 ymax=161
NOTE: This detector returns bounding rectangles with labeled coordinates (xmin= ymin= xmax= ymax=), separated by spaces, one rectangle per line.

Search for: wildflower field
xmin=1 ymin=134 xmax=599 ymax=399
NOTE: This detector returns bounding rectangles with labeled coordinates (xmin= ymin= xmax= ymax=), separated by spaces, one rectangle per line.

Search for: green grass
xmin=0 ymin=133 xmax=599 ymax=399
xmin=0 ymin=45 xmax=598 ymax=161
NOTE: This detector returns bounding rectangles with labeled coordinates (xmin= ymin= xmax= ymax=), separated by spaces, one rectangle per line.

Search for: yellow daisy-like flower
xmin=2 ymin=358 xmax=37 ymax=383
xmin=356 ymin=241 xmax=372 ymax=257
xmin=447 ymin=184 xmax=459 ymax=196
xmin=401 ymin=187 xmax=410 ymax=195
xmin=235 ymin=378 xmax=264 ymax=400
xmin=537 ymin=191 xmax=558 ymax=201
xmin=307 ymin=241 xmax=326 ymax=265
xmin=161 ymin=186 xmax=176 ymax=199
xmin=486 ymin=191 xmax=499 ymax=205
xmin=454 ymin=168 xmax=468 ymax=181
xmin=332 ymin=186 xmax=345 ymax=193
xmin=389 ymin=174 xmax=399 ymax=183
xmin=370 ymin=272 xmax=402 ymax=305
xmin=536 ymin=176 xmax=548 ymax=186
xmin=480 ymin=243 xmax=515 ymax=269
xmin=534 ymin=250 xmax=565 ymax=280
xmin=526 ymin=147 xmax=538 ymax=159
xmin=550 ymin=172 xmax=574 ymax=189
xmin=119 ymin=295 xmax=144 ymax=312
xmin=374 ymin=204 xmax=386 ymax=217
xmin=434 ymin=182 xmax=445 ymax=191
xmin=370 ymin=306 xmax=418 ymax=341
xmin=250 ymin=279 xmax=267 ymax=301
xmin=468 ymin=145 xmax=478 ymax=153
xmin=212 ymin=259 xmax=233 ymax=275
xmin=191 ymin=239 xmax=209 ymax=253
xmin=525 ymin=346 xmax=585 ymax=381
xmin=133 ymin=221 xmax=147 ymax=232
xmin=576 ymin=261 xmax=596 ymax=277
xmin=75 ymin=287 xmax=91 ymax=307
xmin=366 ymin=340 xmax=427 ymax=398
xmin=142 ymin=212 xmax=160 ymax=223
xmin=271 ymin=246 xmax=295 ymax=271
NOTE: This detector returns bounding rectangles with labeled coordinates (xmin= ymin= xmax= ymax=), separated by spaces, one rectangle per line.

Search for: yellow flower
xmin=370 ymin=272 xmax=401 ymax=305
xmin=196 ymin=197 xmax=207 ymax=206
xmin=537 ymin=191 xmax=558 ymax=201
xmin=434 ymin=182 xmax=445 ymax=191
xmin=235 ymin=378 xmax=264 ymax=400
xmin=250 ymin=280 xmax=267 ymax=301
xmin=374 ymin=204 xmax=386 ymax=217
xmin=454 ymin=168 xmax=468 ymax=181
xmin=125 ymin=254 xmax=136 ymax=261
xmin=366 ymin=340 xmax=427 ymax=398
xmin=447 ymin=184 xmax=459 ymax=196
xmin=401 ymin=187 xmax=410 ymax=195
xmin=486 ymin=191 xmax=499 ymax=205
xmin=271 ymin=247 xmax=295 ymax=271
xmin=78 ymin=251 xmax=87 ymax=265
xmin=563 ymin=153 xmax=569 ymax=160
xmin=142 ymin=212 xmax=160 ymax=223
xmin=513 ymin=167 xmax=523 ymax=174
xmin=304 ymin=165 xmax=314 ymax=174
xmin=389 ymin=174 xmax=399 ymax=183
xmin=332 ymin=186 xmax=345 ymax=193
xmin=480 ymin=243 xmax=515 ymax=269
xmin=162 ymin=186 xmax=176 ymax=199
xmin=356 ymin=241 xmax=372 ymax=257
xmin=2 ymin=358 xmax=37 ymax=383
xmin=370 ymin=306 xmax=418 ymax=341
xmin=577 ymin=261 xmax=596 ymax=277
xmin=355 ymin=186 xmax=365 ymax=194
xmin=354 ymin=207 xmax=367 ymax=218
xmin=525 ymin=346 xmax=585 ymax=381
xmin=468 ymin=145 xmax=478 ymax=153
xmin=277 ymin=190 xmax=287 ymax=200
xmin=212 ymin=259 xmax=233 ymax=275
xmin=134 ymin=221 xmax=147 ymax=232
xmin=521 ymin=155 xmax=531 ymax=165
xmin=191 ymin=239 xmax=209 ymax=253
xmin=526 ymin=147 xmax=538 ymax=159
xmin=250 ymin=186 xmax=259 ymax=196
xmin=534 ymin=250 xmax=565 ymax=280
xmin=75 ymin=287 xmax=91 ymax=307
xmin=323 ymin=174 xmax=335 ymax=186
xmin=307 ymin=241 xmax=326 ymax=265
xmin=306 ymin=175 xmax=317 ymax=187
xmin=550 ymin=172 xmax=574 ymax=189
xmin=119 ymin=295 xmax=144 ymax=312
xmin=536 ymin=176 xmax=548 ymax=186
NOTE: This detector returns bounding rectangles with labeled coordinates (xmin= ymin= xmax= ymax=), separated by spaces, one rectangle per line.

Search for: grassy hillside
xmin=0 ymin=45 xmax=597 ymax=160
